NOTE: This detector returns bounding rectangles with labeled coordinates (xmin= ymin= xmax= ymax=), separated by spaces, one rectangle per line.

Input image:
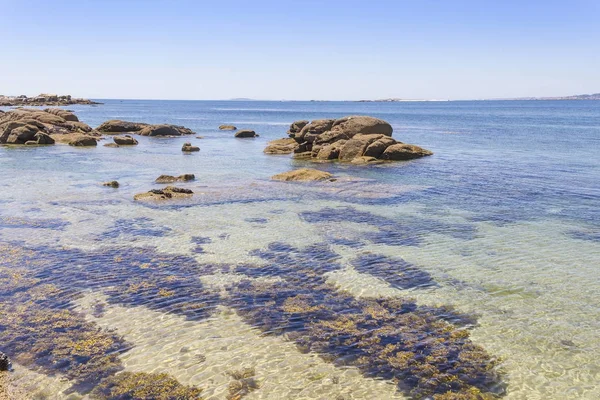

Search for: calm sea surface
xmin=1 ymin=100 xmax=599 ymax=399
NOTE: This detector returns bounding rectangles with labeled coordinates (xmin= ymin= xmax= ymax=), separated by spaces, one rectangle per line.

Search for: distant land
xmin=358 ymin=93 xmax=600 ymax=102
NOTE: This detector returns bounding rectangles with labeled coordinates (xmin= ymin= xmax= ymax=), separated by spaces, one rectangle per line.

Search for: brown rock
xmin=316 ymin=140 xmax=348 ymax=160
xmin=102 ymin=181 xmax=120 ymax=188
xmin=182 ymin=142 xmax=200 ymax=152
xmin=234 ymin=130 xmax=258 ymax=138
xmin=219 ymin=125 xmax=237 ymax=130
xmin=363 ymin=137 xmax=397 ymax=158
xmin=139 ymin=124 xmax=195 ymax=136
xmin=155 ymin=174 xmax=195 ymax=183
xmin=295 ymin=119 xmax=334 ymax=142
xmin=271 ymin=168 xmax=333 ymax=182
xmin=96 ymin=120 xmax=148 ymax=133
xmin=331 ymin=115 xmax=393 ymax=137
xmin=69 ymin=136 xmax=98 ymax=147
xmin=287 ymin=120 xmax=309 ymax=136
xmin=338 ymin=134 xmax=385 ymax=160
xmin=104 ymin=143 xmax=120 ymax=148
xmin=351 ymin=156 xmax=384 ymax=165
xmin=264 ymin=138 xmax=298 ymax=154
xmin=134 ymin=186 xmax=194 ymax=201
xmin=44 ymin=108 xmax=79 ymax=122
xmin=113 ymin=135 xmax=138 ymax=145
xmin=381 ymin=143 xmax=433 ymax=160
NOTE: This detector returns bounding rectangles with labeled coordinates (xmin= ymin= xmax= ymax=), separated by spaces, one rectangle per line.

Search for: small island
xmin=0 ymin=93 xmax=101 ymax=106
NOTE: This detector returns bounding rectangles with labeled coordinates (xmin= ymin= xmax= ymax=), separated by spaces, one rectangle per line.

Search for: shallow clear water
xmin=0 ymin=100 xmax=599 ymax=399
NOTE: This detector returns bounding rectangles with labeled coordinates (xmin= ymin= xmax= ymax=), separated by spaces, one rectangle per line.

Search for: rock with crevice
xmin=97 ymin=120 xmax=195 ymax=136
xmin=264 ymin=138 xmax=299 ymax=154
xmin=134 ymin=186 xmax=194 ymax=201
xmin=69 ymin=136 xmax=98 ymax=147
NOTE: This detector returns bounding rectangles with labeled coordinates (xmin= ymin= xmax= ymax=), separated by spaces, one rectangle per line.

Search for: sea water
xmin=0 ymin=100 xmax=598 ymax=399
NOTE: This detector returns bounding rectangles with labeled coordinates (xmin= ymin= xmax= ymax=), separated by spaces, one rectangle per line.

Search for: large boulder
xmin=219 ymin=125 xmax=237 ymax=130
xmin=113 ymin=135 xmax=138 ymax=145
xmin=96 ymin=120 xmax=148 ymax=133
xmin=139 ymin=124 xmax=195 ymax=136
xmin=380 ymin=144 xmax=433 ymax=160
xmin=234 ymin=129 xmax=258 ymax=138
xmin=338 ymin=134 xmax=385 ymax=160
xmin=293 ymin=119 xmax=334 ymax=143
xmin=331 ymin=115 xmax=393 ymax=137
xmin=264 ymin=138 xmax=299 ymax=154
xmin=272 ymin=168 xmax=333 ymax=182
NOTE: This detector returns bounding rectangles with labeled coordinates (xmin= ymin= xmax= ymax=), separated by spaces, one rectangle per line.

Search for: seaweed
xmin=91 ymin=372 xmax=203 ymax=399
xmin=191 ymin=236 xmax=212 ymax=253
xmin=226 ymin=367 xmax=260 ymax=400
xmin=227 ymin=278 xmax=501 ymax=399
xmin=101 ymin=217 xmax=172 ymax=239
xmin=351 ymin=253 xmax=436 ymax=290
xmin=0 ymin=215 xmax=69 ymax=230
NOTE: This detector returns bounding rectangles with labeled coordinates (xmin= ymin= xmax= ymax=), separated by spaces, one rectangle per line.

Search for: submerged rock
xmin=234 ymin=129 xmax=258 ymax=138
xmin=263 ymin=137 xmax=299 ymax=154
xmin=102 ymin=181 xmax=120 ymax=188
xmin=271 ymin=168 xmax=333 ymax=182
xmin=219 ymin=124 xmax=237 ymax=130
xmin=113 ymin=135 xmax=138 ymax=145
xmin=134 ymin=186 xmax=194 ymax=201
xmin=182 ymin=142 xmax=200 ymax=152
xmin=276 ymin=115 xmax=432 ymax=164
xmin=155 ymin=174 xmax=195 ymax=183
xmin=0 ymin=108 xmax=97 ymax=145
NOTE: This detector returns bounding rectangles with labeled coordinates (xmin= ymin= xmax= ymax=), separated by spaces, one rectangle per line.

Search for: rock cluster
xmin=97 ymin=120 xmax=195 ymax=136
xmin=0 ymin=93 xmax=101 ymax=106
xmin=181 ymin=142 xmax=199 ymax=152
xmin=0 ymin=108 xmax=98 ymax=145
xmin=280 ymin=115 xmax=432 ymax=164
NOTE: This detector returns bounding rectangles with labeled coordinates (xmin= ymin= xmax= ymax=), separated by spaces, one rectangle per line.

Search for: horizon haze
xmin=1 ymin=0 xmax=599 ymax=101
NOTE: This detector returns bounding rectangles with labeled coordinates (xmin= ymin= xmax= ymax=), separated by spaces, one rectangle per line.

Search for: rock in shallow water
xmin=155 ymin=174 xmax=195 ymax=183
xmin=102 ymin=181 xmax=120 ymax=188
xmin=134 ymin=186 xmax=194 ymax=201
xmin=69 ymin=136 xmax=98 ymax=147
xmin=181 ymin=142 xmax=200 ymax=152
xmin=271 ymin=168 xmax=334 ymax=182
xmin=113 ymin=135 xmax=138 ymax=145
xmin=0 ymin=352 xmax=11 ymax=371
xmin=219 ymin=124 xmax=237 ymax=130
xmin=234 ymin=129 xmax=258 ymax=138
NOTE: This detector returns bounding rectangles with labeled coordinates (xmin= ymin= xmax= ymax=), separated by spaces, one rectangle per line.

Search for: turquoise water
xmin=1 ymin=100 xmax=599 ymax=399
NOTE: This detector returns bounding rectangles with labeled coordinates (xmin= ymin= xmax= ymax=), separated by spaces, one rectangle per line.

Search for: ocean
xmin=1 ymin=99 xmax=599 ymax=399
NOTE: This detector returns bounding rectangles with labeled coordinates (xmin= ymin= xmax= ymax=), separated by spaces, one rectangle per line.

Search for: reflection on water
xmin=1 ymin=100 xmax=599 ymax=399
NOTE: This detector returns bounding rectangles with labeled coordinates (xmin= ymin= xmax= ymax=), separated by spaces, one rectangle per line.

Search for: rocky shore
xmin=0 ymin=93 xmax=101 ymax=106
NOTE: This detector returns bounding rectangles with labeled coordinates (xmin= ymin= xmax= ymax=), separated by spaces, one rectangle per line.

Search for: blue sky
xmin=1 ymin=0 xmax=599 ymax=100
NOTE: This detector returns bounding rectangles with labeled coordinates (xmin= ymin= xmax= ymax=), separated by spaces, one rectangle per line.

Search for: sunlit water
xmin=1 ymin=100 xmax=599 ymax=399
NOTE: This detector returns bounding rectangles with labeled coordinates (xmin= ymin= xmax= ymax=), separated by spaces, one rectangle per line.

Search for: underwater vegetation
xmin=191 ymin=236 xmax=212 ymax=253
xmin=90 ymin=372 xmax=203 ymax=399
xmin=227 ymin=279 xmax=501 ymax=399
xmin=299 ymin=207 xmax=478 ymax=247
xmin=566 ymin=228 xmax=600 ymax=243
xmin=351 ymin=253 xmax=436 ymax=290
xmin=226 ymin=367 xmax=260 ymax=400
xmin=101 ymin=217 xmax=172 ymax=239
xmin=0 ymin=266 xmax=129 ymax=392
xmin=0 ymin=215 xmax=69 ymax=230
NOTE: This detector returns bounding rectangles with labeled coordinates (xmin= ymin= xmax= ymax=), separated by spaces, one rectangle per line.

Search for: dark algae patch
xmin=351 ymin=253 xmax=436 ymax=290
xmin=91 ymin=372 xmax=203 ymax=399
xmin=226 ymin=367 xmax=260 ymax=400
xmin=0 ymin=215 xmax=70 ymax=230
xmin=101 ymin=217 xmax=172 ymax=239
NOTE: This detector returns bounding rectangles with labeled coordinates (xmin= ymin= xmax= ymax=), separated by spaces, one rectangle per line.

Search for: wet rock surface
xmin=102 ymin=181 xmax=120 ymax=188
xmin=264 ymin=137 xmax=299 ymax=154
xmin=97 ymin=120 xmax=195 ymax=136
xmin=112 ymin=135 xmax=138 ymax=145
xmin=155 ymin=174 xmax=195 ymax=183
xmin=234 ymin=129 xmax=258 ymax=138
xmin=134 ymin=186 xmax=194 ymax=201
xmin=219 ymin=124 xmax=237 ymax=130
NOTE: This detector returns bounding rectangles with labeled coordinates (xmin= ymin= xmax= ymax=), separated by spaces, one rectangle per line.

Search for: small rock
xmin=182 ymin=142 xmax=200 ymax=152
xmin=155 ymin=174 xmax=195 ymax=183
xmin=272 ymin=168 xmax=333 ymax=182
xmin=234 ymin=130 xmax=258 ymax=138
xmin=134 ymin=186 xmax=194 ymax=201
xmin=102 ymin=181 xmax=120 ymax=188
xmin=0 ymin=352 xmax=11 ymax=372
xmin=219 ymin=125 xmax=237 ymax=130
xmin=104 ymin=143 xmax=120 ymax=148
xmin=113 ymin=135 xmax=138 ymax=145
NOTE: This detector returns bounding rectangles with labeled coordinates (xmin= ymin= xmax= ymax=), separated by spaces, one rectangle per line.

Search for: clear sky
xmin=1 ymin=0 xmax=599 ymax=100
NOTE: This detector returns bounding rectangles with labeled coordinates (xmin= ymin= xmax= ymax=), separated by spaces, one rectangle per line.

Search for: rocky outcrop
xmin=134 ymin=186 xmax=193 ymax=201
xmin=234 ymin=129 xmax=258 ymax=138
xmin=97 ymin=120 xmax=195 ymax=136
xmin=279 ymin=115 xmax=432 ymax=164
xmin=102 ymin=181 xmax=120 ymax=188
xmin=263 ymin=138 xmax=299 ymax=154
xmin=0 ymin=93 xmax=101 ymax=106
xmin=0 ymin=108 xmax=98 ymax=145
xmin=272 ymin=168 xmax=334 ymax=182
xmin=69 ymin=136 xmax=98 ymax=147
xmin=219 ymin=125 xmax=237 ymax=130
xmin=182 ymin=142 xmax=199 ymax=152
xmin=113 ymin=135 xmax=138 ymax=145
xmin=155 ymin=174 xmax=195 ymax=183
